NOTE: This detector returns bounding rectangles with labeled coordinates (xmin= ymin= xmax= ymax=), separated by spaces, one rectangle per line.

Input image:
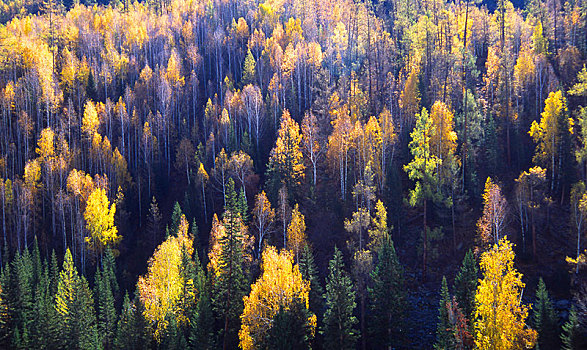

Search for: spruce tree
xmin=11 ymin=249 xmax=34 ymax=349
xmin=322 ymin=247 xmax=358 ymax=350
xmin=298 ymin=245 xmax=324 ymax=316
xmin=532 ymin=278 xmax=558 ymax=350
xmin=434 ymin=276 xmax=453 ymax=349
xmin=368 ymin=235 xmax=406 ymax=348
xmin=94 ymin=268 xmax=117 ymax=349
xmin=212 ymin=178 xmax=248 ymax=349
xmin=265 ymin=300 xmax=314 ymax=350
xmin=170 ymin=202 xmax=183 ymax=235
xmin=561 ymin=306 xmax=579 ymax=350
xmin=31 ymin=260 xmax=58 ymax=349
xmin=54 ymin=249 xmax=101 ymax=349
xmin=453 ymin=249 xmax=478 ymax=323
xmin=114 ymin=292 xmax=135 ymax=350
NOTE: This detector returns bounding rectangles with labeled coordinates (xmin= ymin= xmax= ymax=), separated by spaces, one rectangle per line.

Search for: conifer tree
xmin=532 ymin=278 xmax=558 ymax=350
xmin=368 ymin=235 xmax=405 ymax=348
xmin=298 ymin=245 xmax=324 ymax=316
xmin=322 ymin=247 xmax=358 ymax=350
xmin=561 ymin=306 xmax=580 ymax=350
xmin=170 ymin=202 xmax=183 ymax=235
xmin=54 ymin=249 xmax=101 ymax=349
xmin=94 ymin=267 xmax=117 ymax=349
xmin=114 ymin=293 xmax=135 ymax=350
xmin=434 ymin=276 xmax=453 ymax=350
xmin=265 ymin=300 xmax=315 ymax=350
xmin=453 ymin=249 xmax=478 ymax=324
xmin=212 ymin=178 xmax=249 ymax=350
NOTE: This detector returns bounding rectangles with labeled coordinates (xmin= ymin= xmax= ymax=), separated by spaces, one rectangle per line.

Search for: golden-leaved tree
xmin=137 ymin=214 xmax=194 ymax=341
xmin=474 ymin=237 xmax=537 ymax=350
xmin=84 ymin=187 xmax=120 ymax=256
xmin=266 ymin=109 xmax=305 ymax=198
xmin=239 ymin=246 xmax=315 ymax=350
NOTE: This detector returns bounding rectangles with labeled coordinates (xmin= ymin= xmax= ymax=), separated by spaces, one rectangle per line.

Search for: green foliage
xmin=298 ymin=245 xmax=324 ymax=316
xmin=561 ymin=306 xmax=580 ymax=350
xmin=322 ymin=247 xmax=358 ymax=350
xmin=265 ymin=300 xmax=314 ymax=350
xmin=170 ymin=202 xmax=184 ymax=236
xmin=453 ymin=249 xmax=478 ymax=323
xmin=368 ymin=236 xmax=406 ymax=348
xmin=404 ymin=107 xmax=443 ymax=208
xmin=434 ymin=276 xmax=453 ymax=350
xmin=54 ymin=249 xmax=101 ymax=349
xmin=532 ymin=278 xmax=558 ymax=350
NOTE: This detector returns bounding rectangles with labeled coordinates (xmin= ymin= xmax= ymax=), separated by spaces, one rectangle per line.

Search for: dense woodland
xmin=0 ymin=0 xmax=586 ymax=348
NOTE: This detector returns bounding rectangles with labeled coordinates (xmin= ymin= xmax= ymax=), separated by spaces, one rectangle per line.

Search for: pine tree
xmin=32 ymin=260 xmax=58 ymax=349
xmin=94 ymin=268 xmax=117 ymax=349
xmin=114 ymin=292 xmax=135 ymax=350
xmin=212 ymin=178 xmax=249 ymax=350
xmin=298 ymin=245 xmax=324 ymax=316
xmin=170 ymin=202 xmax=183 ymax=235
xmin=322 ymin=247 xmax=358 ymax=350
xmin=453 ymin=249 xmax=478 ymax=324
xmin=368 ymin=235 xmax=405 ymax=348
xmin=561 ymin=306 xmax=579 ymax=350
xmin=54 ymin=249 xmax=101 ymax=349
xmin=242 ymin=49 xmax=256 ymax=86
xmin=189 ymin=277 xmax=215 ymax=350
xmin=10 ymin=249 xmax=34 ymax=349
xmin=434 ymin=276 xmax=453 ymax=350
xmin=532 ymin=278 xmax=558 ymax=350
xmin=265 ymin=300 xmax=314 ymax=350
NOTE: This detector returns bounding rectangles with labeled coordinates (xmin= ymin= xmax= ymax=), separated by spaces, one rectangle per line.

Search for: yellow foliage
xmin=137 ymin=215 xmax=194 ymax=341
xmin=474 ymin=238 xmax=537 ymax=350
xmin=82 ymin=100 xmax=100 ymax=137
xmin=84 ymin=187 xmax=120 ymax=254
xmin=287 ymin=203 xmax=306 ymax=261
xmin=529 ymin=90 xmax=568 ymax=166
xmin=239 ymin=246 xmax=315 ymax=350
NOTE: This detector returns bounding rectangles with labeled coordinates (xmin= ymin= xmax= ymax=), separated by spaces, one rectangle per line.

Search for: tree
xmin=84 ymin=188 xmax=120 ymax=257
xmin=252 ymin=191 xmax=275 ymax=256
xmin=570 ymin=182 xmax=587 ymax=274
xmin=529 ymin=90 xmax=572 ymax=192
xmin=474 ymin=238 xmax=537 ymax=350
xmin=322 ymin=247 xmax=358 ymax=350
xmin=287 ymin=204 xmax=306 ymax=263
xmin=242 ymin=49 xmax=256 ymax=86
xmin=265 ymin=300 xmax=315 ymax=350
xmin=241 ymin=84 xmax=264 ymax=153
xmin=368 ymin=235 xmax=405 ymax=348
xmin=137 ymin=215 xmax=194 ymax=341
xmin=515 ymin=167 xmax=547 ymax=258
xmin=532 ymin=278 xmax=558 ymax=350
xmin=298 ymin=245 xmax=323 ymax=317
xmin=239 ymin=246 xmax=315 ymax=350
xmin=147 ymin=197 xmax=162 ymax=249
xmin=267 ymin=110 xmax=305 ymax=198
xmin=429 ymin=101 xmax=459 ymax=183
xmin=404 ymin=107 xmax=442 ymax=278
xmin=175 ymin=138 xmax=195 ymax=185
xmin=196 ymin=163 xmax=209 ymax=221
xmin=228 ymin=150 xmax=253 ymax=202
xmin=435 ymin=276 xmax=453 ymax=350
xmin=560 ymin=306 xmax=580 ymax=350
xmin=368 ymin=199 xmax=389 ymax=252
xmin=301 ymin=112 xmax=324 ymax=189
xmin=210 ymin=179 xmax=251 ymax=350
xmin=453 ymin=249 xmax=478 ymax=326
xmin=477 ymin=177 xmax=508 ymax=251
xmin=54 ymin=249 xmax=100 ymax=349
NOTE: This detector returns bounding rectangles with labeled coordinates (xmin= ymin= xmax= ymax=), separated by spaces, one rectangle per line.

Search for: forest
xmin=0 ymin=0 xmax=586 ymax=348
